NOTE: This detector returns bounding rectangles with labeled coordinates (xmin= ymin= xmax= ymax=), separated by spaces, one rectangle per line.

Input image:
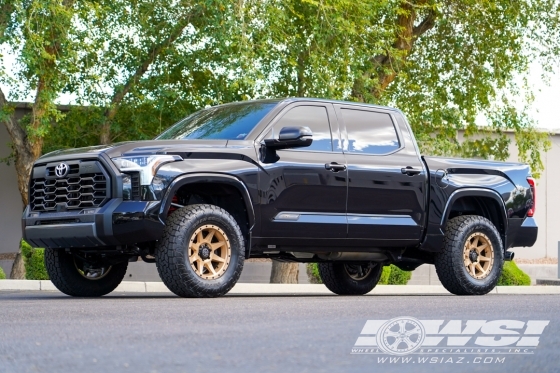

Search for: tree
xmin=0 ymin=0 xmax=242 ymax=278
xmin=1 ymin=0 xmax=80 ymax=278
xmin=238 ymin=0 xmax=560 ymax=281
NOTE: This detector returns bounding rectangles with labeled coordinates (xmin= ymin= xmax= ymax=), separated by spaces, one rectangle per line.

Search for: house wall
xmin=0 ymin=123 xmax=24 ymax=276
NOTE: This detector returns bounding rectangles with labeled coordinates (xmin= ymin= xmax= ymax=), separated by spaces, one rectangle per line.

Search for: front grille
xmin=30 ymin=160 xmax=111 ymax=212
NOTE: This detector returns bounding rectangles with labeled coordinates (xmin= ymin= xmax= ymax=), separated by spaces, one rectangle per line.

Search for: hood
xmin=38 ymin=140 xmax=229 ymax=163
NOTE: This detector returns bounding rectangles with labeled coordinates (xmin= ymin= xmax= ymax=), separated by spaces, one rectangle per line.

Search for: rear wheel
xmin=318 ymin=262 xmax=383 ymax=295
xmin=435 ymin=215 xmax=504 ymax=295
xmin=45 ymin=249 xmax=128 ymax=297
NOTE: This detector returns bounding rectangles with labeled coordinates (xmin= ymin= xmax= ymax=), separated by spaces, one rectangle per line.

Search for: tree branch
xmin=352 ymin=4 xmax=438 ymax=101
xmin=100 ymin=15 xmax=195 ymax=144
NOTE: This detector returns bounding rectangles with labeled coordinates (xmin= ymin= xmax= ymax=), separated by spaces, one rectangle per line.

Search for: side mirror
xmin=264 ymin=126 xmax=313 ymax=150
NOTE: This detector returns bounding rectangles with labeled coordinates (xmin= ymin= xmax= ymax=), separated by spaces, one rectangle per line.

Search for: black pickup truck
xmin=22 ymin=98 xmax=538 ymax=297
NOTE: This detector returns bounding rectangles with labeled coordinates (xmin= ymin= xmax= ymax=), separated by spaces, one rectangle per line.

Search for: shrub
xmin=497 ymin=261 xmax=531 ymax=286
xmin=20 ymin=240 xmax=49 ymax=280
xmin=306 ymin=263 xmax=322 ymax=284
xmin=306 ymin=263 xmax=411 ymax=285
xmin=379 ymin=266 xmax=391 ymax=284
xmin=0 ymin=266 xmax=6 ymax=279
xmin=379 ymin=265 xmax=412 ymax=285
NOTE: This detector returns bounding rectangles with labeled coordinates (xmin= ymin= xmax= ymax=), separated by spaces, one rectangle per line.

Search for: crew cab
xmin=22 ymin=98 xmax=538 ymax=297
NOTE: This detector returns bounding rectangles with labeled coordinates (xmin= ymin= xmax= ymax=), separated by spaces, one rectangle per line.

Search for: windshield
xmin=156 ymin=102 xmax=277 ymax=140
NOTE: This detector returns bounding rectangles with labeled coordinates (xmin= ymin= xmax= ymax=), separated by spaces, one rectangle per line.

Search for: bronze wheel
xmin=434 ymin=215 xmax=504 ymax=296
xmin=462 ymin=232 xmax=494 ymax=280
xmin=319 ymin=262 xmax=383 ymax=295
xmin=155 ymin=204 xmax=245 ymax=298
xmin=188 ymin=224 xmax=231 ymax=280
xmin=344 ymin=264 xmax=373 ymax=281
xmin=45 ymin=249 xmax=128 ymax=297
xmin=74 ymin=258 xmax=113 ymax=281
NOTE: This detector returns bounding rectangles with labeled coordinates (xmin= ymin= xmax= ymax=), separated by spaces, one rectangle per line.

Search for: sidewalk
xmin=1 ymin=280 xmax=560 ymax=295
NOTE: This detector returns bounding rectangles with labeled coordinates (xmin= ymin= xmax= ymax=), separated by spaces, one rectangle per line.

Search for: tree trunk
xmin=270 ymin=261 xmax=299 ymax=283
xmin=9 ymin=253 xmax=25 ymax=279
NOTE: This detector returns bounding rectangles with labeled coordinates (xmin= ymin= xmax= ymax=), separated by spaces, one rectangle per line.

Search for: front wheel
xmin=45 ymin=249 xmax=128 ymax=297
xmin=155 ymin=204 xmax=245 ymax=298
xmin=435 ymin=215 xmax=504 ymax=295
xmin=318 ymin=262 xmax=383 ymax=295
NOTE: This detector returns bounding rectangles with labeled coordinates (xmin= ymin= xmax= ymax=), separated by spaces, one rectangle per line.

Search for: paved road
xmin=1 ymin=291 xmax=559 ymax=373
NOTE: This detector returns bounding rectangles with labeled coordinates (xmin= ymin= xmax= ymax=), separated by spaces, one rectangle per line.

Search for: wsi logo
xmin=353 ymin=317 xmax=550 ymax=356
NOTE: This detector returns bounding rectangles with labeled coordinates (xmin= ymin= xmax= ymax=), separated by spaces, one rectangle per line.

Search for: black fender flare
xmin=441 ymin=188 xmax=508 ymax=234
xmin=158 ymin=173 xmax=255 ymax=228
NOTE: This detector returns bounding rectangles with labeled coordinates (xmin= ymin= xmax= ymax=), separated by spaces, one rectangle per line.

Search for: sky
xmin=528 ymin=72 xmax=560 ymax=132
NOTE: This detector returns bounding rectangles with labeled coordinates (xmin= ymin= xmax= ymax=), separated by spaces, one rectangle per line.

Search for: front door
xmin=257 ymin=103 xmax=348 ymax=244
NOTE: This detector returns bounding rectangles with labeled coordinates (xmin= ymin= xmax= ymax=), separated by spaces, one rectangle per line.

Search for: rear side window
xmin=341 ymin=109 xmax=400 ymax=155
xmin=273 ymin=106 xmax=333 ymax=152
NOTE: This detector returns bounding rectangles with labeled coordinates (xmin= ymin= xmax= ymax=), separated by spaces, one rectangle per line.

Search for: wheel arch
xmin=441 ymin=188 xmax=508 ymax=245
xmin=159 ymin=173 xmax=255 ymax=232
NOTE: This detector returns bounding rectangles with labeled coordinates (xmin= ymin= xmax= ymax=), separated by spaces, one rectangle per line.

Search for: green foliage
xmin=2 ymin=0 xmax=560 ymax=177
xmin=379 ymin=266 xmax=391 ymax=285
xmin=20 ymin=240 xmax=49 ymax=280
xmin=379 ymin=265 xmax=412 ymax=285
xmin=0 ymin=266 xmax=6 ymax=279
xmin=306 ymin=263 xmax=410 ymax=285
xmin=306 ymin=263 xmax=322 ymax=284
xmin=497 ymin=261 xmax=531 ymax=286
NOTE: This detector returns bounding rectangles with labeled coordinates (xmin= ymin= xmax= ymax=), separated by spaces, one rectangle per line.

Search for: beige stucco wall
xmin=0 ymin=124 xmax=24 ymax=276
xmin=508 ymin=133 xmax=560 ymax=259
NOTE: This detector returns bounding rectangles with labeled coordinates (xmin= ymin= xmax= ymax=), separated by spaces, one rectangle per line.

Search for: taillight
xmin=527 ymin=177 xmax=536 ymax=217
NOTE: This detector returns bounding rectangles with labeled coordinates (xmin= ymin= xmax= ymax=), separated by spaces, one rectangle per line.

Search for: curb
xmin=1 ymin=280 xmax=560 ymax=295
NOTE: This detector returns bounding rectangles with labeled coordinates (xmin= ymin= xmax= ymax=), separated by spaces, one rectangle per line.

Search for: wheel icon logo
xmin=376 ymin=317 xmax=425 ymax=355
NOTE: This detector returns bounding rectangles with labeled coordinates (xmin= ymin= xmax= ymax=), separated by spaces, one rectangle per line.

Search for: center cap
xmin=199 ymin=245 xmax=211 ymax=260
xmin=469 ymin=250 xmax=479 ymax=263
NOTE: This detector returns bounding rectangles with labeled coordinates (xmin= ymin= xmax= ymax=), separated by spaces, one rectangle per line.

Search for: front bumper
xmin=22 ymin=199 xmax=165 ymax=248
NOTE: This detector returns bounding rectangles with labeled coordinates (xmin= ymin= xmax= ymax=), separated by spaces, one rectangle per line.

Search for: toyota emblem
xmin=54 ymin=163 xmax=69 ymax=178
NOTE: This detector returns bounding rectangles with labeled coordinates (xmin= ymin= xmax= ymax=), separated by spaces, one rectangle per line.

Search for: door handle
xmin=401 ymin=166 xmax=422 ymax=176
xmin=325 ymin=162 xmax=347 ymax=172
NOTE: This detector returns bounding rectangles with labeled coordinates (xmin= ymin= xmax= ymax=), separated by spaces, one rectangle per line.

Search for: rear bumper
xmin=506 ymin=217 xmax=538 ymax=248
xmin=22 ymin=199 xmax=165 ymax=248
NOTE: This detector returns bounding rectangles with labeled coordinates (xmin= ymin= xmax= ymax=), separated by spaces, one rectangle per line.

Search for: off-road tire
xmin=45 ymin=249 xmax=128 ymax=297
xmin=435 ymin=215 xmax=504 ymax=295
xmin=155 ymin=204 xmax=245 ymax=298
xmin=318 ymin=262 xmax=383 ymax=295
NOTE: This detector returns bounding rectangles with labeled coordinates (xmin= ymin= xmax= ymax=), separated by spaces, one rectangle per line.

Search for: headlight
xmin=111 ymin=155 xmax=182 ymax=185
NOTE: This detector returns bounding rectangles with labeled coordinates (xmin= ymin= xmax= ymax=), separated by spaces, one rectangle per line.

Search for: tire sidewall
xmin=45 ymin=248 xmax=128 ymax=297
xmin=157 ymin=204 xmax=245 ymax=297
xmin=319 ymin=262 xmax=383 ymax=295
xmin=178 ymin=213 xmax=243 ymax=289
xmin=452 ymin=218 xmax=504 ymax=292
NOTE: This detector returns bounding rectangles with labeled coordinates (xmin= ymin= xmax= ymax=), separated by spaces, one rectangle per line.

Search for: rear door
xmin=334 ymin=105 xmax=426 ymax=247
xmin=257 ymin=102 xmax=348 ymax=243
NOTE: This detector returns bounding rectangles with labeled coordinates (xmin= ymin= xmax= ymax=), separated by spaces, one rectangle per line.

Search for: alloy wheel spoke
xmin=204 ymin=229 xmax=215 ymax=243
xmin=211 ymin=253 xmax=226 ymax=263
xmin=211 ymin=241 xmax=226 ymax=250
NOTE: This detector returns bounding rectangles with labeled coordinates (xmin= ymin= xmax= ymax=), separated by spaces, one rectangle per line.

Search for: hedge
xmin=497 ymin=261 xmax=531 ymax=286
xmin=0 ymin=266 xmax=6 ymax=279
xmin=306 ymin=263 xmax=411 ymax=285
xmin=20 ymin=241 xmax=49 ymax=280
